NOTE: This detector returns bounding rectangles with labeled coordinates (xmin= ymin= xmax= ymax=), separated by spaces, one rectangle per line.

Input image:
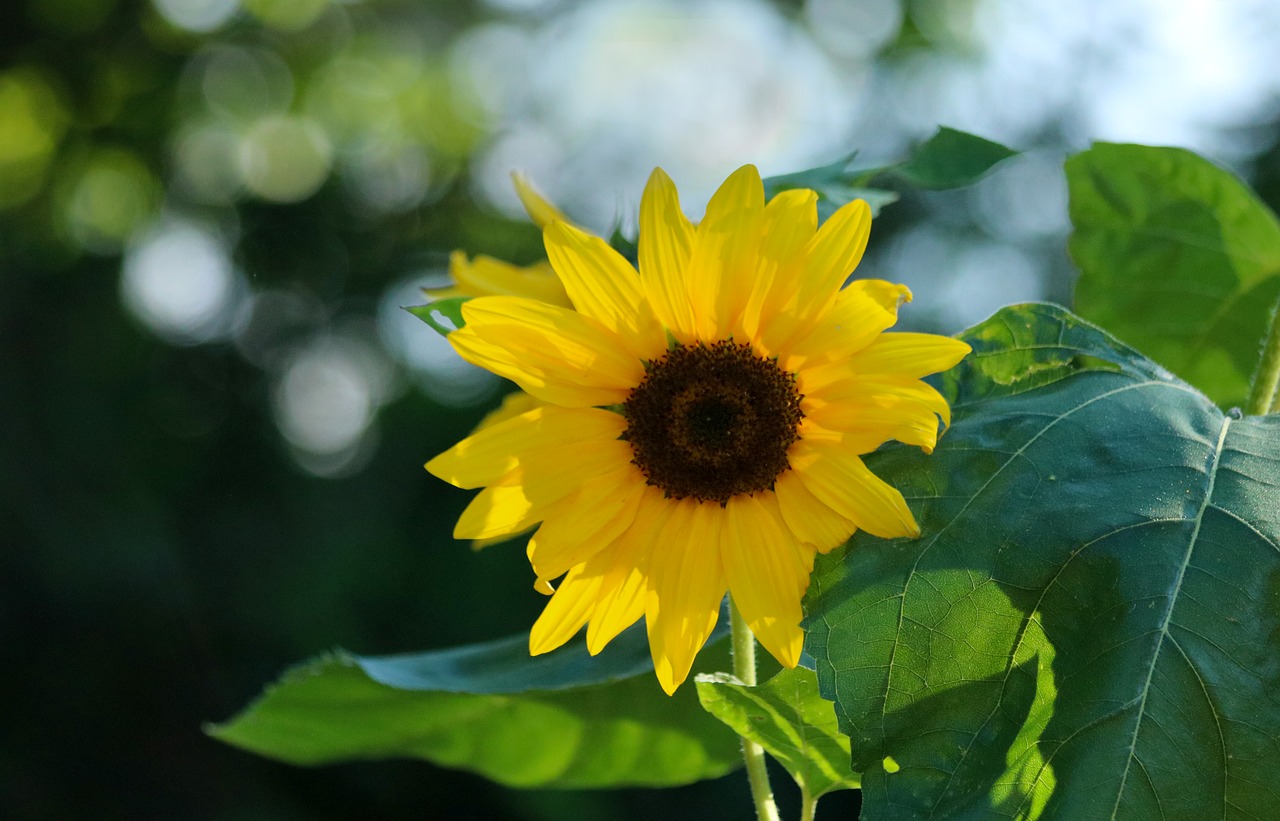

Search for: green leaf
xmin=209 ymin=620 xmax=741 ymax=788
xmin=1068 ymin=142 xmax=1280 ymax=408
xmin=696 ymin=667 xmax=860 ymax=799
xmin=763 ymin=128 xmax=1016 ymax=220
xmin=358 ymin=605 xmax=676 ymax=693
xmin=885 ymin=126 xmax=1019 ymax=190
xmin=405 ymin=296 xmax=471 ymax=336
xmin=608 ymin=224 xmax=638 ymax=265
xmin=763 ymin=154 xmax=900 ymax=219
xmin=805 ymin=303 xmax=1280 ymax=820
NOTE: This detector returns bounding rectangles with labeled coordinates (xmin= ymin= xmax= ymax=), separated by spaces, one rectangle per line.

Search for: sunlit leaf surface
xmin=805 ymin=303 xmax=1280 ymax=820
xmin=1069 ymin=143 xmax=1280 ymax=408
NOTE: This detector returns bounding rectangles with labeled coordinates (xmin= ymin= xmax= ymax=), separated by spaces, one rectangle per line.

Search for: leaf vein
xmin=1107 ymin=415 xmax=1232 ymax=821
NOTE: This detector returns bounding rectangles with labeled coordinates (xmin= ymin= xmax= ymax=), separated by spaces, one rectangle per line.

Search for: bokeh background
xmin=7 ymin=0 xmax=1280 ymax=818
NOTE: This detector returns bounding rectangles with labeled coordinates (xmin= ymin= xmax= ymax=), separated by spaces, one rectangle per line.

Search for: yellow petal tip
xmin=776 ymin=649 xmax=801 ymax=669
xmin=512 ymin=171 xmax=570 ymax=229
xmin=650 ymin=654 xmax=685 ymax=695
xmin=585 ymin=635 xmax=606 ymax=657
xmin=529 ymin=632 xmax=559 ymax=656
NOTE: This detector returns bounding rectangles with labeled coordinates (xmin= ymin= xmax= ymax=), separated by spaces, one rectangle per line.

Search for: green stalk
xmin=1245 ymin=299 xmax=1280 ymax=416
xmin=730 ymin=599 xmax=781 ymax=821
xmin=799 ymin=782 xmax=818 ymax=821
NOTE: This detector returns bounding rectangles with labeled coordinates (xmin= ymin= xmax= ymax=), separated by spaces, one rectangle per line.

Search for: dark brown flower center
xmin=622 ymin=340 xmax=804 ymax=505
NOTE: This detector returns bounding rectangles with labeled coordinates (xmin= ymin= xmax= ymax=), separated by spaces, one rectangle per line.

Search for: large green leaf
xmin=804 ymin=303 xmax=1280 ymax=819
xmin=209 ymin=619 xmax=741 ymax=788
xmin=696 ymin=667 xmax=860 ymax=800
xmin=1068 ymin=142 xmax=1280 ymax=408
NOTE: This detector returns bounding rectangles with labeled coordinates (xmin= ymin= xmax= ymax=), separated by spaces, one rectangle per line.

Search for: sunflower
xmin=427 ymin=165 xmax=970 ymax=694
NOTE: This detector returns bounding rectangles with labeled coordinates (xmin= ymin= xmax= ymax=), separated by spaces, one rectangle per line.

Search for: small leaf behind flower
xmin=608 ymin=224 xmax=638 ymax=264
xmin=763 ymin=154 xmax=900 ymax=219
xmin=405 ymin=296 xmax=471 ymax=336
xmin=886 ymin=126 xmax=1019 ymax=189
xmin=696 ymin=667 xmax=860 ymax=799
xmin=762 ymin=127 xmax=1017 ymax=219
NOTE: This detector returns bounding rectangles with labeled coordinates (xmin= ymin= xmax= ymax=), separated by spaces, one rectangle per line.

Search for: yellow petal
xmin=738 ymin=188 xmax=818 ymax=341
xmin=469 ymin=390 xmax=544 ymax=434
xmin=521 ymin=439 xmax=635 ymax=500
xmin=453 ymin=474 xmax=548 ymax=541
xmin=849 ymin=278 xmax=914 ymax=315
xmin=470 ymin=527 xmax=535 ymax=552
xmin=426 ymin=405 xmax=625 ymax=489
xmin=852 ymin=332 xmax=972 ymax=379
xmin=543 ymin=220 xmax=666 ymax=358
xmin=803 ymin=403 xmax=942 ymax=455
xmin=810 ymin=374 xmax=952 ymax=432
xmin=452 ymin=297 xmax=644 ymax=407
xmin=773 ymin=470 xmax=856 ymax=554
xmin=645 ymin=500 xmax=727 ymax=695
xmin=446 ymin=251 xmax=571 ymax=306
xmin=527 ymin=465 xmax=646 ymax=584
xmin=779 ymin=280 xmax=911 ymax=370
xmin=793 ymin=199 xmax=872 ymax=318
xmin=586 ymin=488 xmax=669 ymax=654
xmin=453 ymin=440 xmax=634 ymax=540
xmin=788 ymin=437 xmax=919 ymax=540
xmin=529 ymin=564 xmax=602 ymax=654
xmin=761 ymin=188 xmax=820 ymax=270
xmin=638 ymin=167 xmax=697 ymax=343
xmin=722 ymin=494 xmax=811 ymax=668
xmin=512 ymin=171 xmax=573 ymax=229
xmin=687 ymin=164 xmax=764 ymax=339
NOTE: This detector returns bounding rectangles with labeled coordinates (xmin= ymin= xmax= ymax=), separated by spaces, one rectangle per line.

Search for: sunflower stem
xmin=730 ymin=598 xmax=781 ymax=821
xmin=1245 ymin=297 xmax=1280 ymax=416
xmin=799 ymin=783 xmax=819 ymax=821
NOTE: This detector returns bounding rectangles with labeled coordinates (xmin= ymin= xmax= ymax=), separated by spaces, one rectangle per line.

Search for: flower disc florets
xmin=624 ymin=340 xmax=804 ymax=505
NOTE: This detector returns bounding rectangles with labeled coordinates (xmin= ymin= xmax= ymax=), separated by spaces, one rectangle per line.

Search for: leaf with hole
xmin=406 ymin=296 xmax=471 ymax=336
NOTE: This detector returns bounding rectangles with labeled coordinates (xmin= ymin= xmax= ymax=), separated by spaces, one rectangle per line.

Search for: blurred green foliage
xmin=0 ymin=0 xmax=859 ymax=817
